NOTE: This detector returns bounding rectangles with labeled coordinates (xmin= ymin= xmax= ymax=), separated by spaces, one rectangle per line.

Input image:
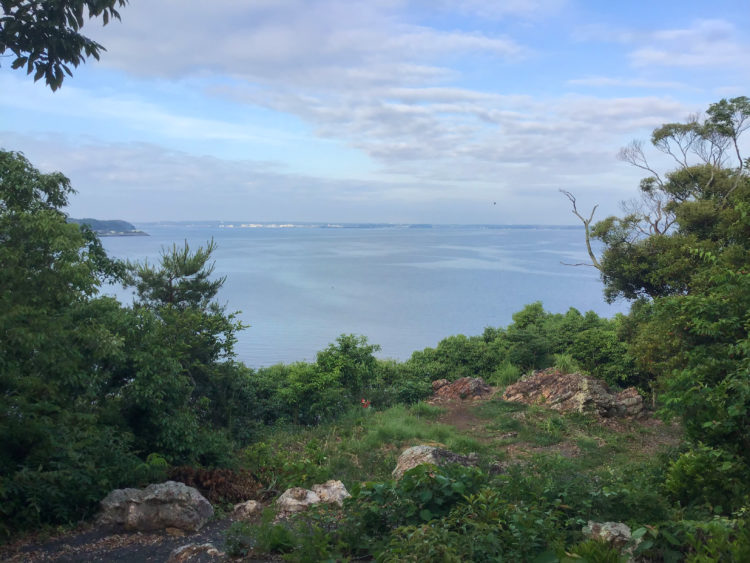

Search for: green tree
xmin=580 ymin=98 xmax=750 ymax=511
xmin=317 ymin=334 xmax=381 ymax=400
xmin=593 ymin=96 xmax=750 ymax=302
xmin=1 ymin=0 xmax=127 ymax=90
xmin=0 ymin=150 xmax=141 ymax=534
xmin=122 ymin=241 xmax=246 ymax=464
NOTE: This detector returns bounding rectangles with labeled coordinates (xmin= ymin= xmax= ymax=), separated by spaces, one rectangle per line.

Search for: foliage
xmin=0 ymin=0 xmax=127 ymax=90
xmin=406 ymin=303 xmax=636 ymax=387
xmin=665 ymin=445 xmax=750 ymax=513
xmin=589 ymin=98 xmax=750 ymax=513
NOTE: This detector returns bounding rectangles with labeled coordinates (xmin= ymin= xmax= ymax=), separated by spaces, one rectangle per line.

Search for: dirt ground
xmin=0 ymin=519 xmax=239 ymax=562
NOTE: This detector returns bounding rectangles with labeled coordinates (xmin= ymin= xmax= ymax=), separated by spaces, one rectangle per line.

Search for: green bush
xmin=665 ymin=445 xmax=750 ymax=513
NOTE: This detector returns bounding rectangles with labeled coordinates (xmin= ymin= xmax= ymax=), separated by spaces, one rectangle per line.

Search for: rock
xmin=275 ymin=481 xmax=351 ymax=519
xmin=583 ymin=521 xmax=633 ymax=549
xmin=166 ymin=542 xmax=224 ymax=563
xmin=432 ymin=379 xmax=450 ymax=391
xmin=311 ymin=480 xmax=351 ymax=506
xmin=392 ymin=445 xmax=478 ymax=479
xmin=502 ymin=369 xmax=644 ymax=418
xmin=98 ymin=481 xmax=213 ymax=532
xmin=276 ymin=487 xmax=320 ymax=516
xmin=231 ymin=499 xmax=263 ymax=521
xmin=432 ymin=377 xmax=493 ymax=401
xmin=614 ymin=387 xmax=645 ymax=417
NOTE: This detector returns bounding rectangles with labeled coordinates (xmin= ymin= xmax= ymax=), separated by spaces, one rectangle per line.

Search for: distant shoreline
xmin=68 ymin=218 xmax=149 ymax=237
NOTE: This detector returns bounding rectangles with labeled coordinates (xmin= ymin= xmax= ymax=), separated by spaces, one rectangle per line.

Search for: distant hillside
xmin=68 ymin=218 xmax=148 ymax=236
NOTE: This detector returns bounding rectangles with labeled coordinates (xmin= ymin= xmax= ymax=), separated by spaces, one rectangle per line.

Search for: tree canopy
xmin=0 ymin=0 xmax=127 ymax=90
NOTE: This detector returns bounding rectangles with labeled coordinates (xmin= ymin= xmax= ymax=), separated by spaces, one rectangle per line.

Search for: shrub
xmin=553 ymin=353 xmax=582 ymax=374
xmin=490 ymin=361 xmax=522 ymax=386
xmin=665 ymin=445 xmax=750 ymax=513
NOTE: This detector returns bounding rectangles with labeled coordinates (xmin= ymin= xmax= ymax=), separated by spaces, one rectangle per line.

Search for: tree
xmin=577 ymin=98 xmax=750 ymax=511
xmin=595 ymin=96 xmax=750 ymax=302
xmin=1 ymin=0 xmax=127 ymax=90
xmin=0 ymin=150 xmax=142 ymax=533
xmin=122 ymin=241 xmax=247 ymax=464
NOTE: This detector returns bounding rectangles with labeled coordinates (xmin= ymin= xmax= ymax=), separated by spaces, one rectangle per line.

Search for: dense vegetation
xmin=1 ymin=9 xmax=749 ymax=552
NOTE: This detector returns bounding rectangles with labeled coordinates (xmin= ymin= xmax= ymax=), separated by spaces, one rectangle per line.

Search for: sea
xmin=100 ymin=223 xmax=629 ymax=368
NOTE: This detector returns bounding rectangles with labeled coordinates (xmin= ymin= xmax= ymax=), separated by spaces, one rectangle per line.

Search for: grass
xmin=242 ymin=402 xmax=484 ymax=491
xmin=240 ymin=394 xmax=681 ymax=509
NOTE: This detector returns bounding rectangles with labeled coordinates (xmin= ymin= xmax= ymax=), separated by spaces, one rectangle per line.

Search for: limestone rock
xmin=392 ymin=445 xmax=478 ymax=479
xmin=275 ymin=487 xmax=321 ymax=518
xmin=311 ymin=480 xmax=350 ymax=506
xmin=98 ymin=481 xmax=213 ymax=532
xmin=231 ymin=499 xmax=263 ymax=521
xmin=583 ymin=521 xmax=633 ymax=549
xmin=275 ymin=481 xmax=351 ymax=519
xmin=432 ymin=377 xmax=492 ymax=401
xmin=166 ymin=542 xmax=224 ymax=563
xmin=502 ymin=369 xmax=644 ymax=418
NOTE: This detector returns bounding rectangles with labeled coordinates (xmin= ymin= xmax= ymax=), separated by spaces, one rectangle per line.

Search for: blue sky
xmin=1 ymin=0 xmax=749 ymax=224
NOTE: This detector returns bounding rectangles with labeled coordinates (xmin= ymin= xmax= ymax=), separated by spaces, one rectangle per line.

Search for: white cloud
xmin=88 ymin=0 xmax=526 ymax=87
xmin=630 ymin=20 xmax=745 ymax=68
xmin=567 ymin=77 xmax=688 ymax=90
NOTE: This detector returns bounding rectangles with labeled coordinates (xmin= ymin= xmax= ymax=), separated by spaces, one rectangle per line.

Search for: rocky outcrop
xmin=432 ymin=377 xmax=493 ymax=401
xmin=166 ymin=542 xmax=224 ymax=563
xmin=502 ymin=369 xmax=644 ymax=418
xmin=275 ymin=480 xmax=351 ymax=519
xmin=392 ymin=445 xmax=478 ymax=479
xmin=98 ymin=481 xmax=213 ymax=532
xmin=231 ymin=499 xmax=263 ymax=521
xmin=432 ymin=379 xmax=450 ymax=391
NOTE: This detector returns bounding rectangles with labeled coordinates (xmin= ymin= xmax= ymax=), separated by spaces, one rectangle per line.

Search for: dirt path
xmin=0 ymin=520 xmax=237 ymax=563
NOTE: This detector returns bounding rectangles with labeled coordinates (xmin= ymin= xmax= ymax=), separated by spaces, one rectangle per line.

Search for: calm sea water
xmin=100 ymin=224 xmax=629 ymax=367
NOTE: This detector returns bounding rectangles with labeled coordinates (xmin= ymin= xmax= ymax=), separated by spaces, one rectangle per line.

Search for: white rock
xmin=231 ymin=499 xmax=263 ymax=520
xmin=311 ymin=480 xmax=351 ymax=506
xmin=275 ymin=487 xmax=321 ymax=515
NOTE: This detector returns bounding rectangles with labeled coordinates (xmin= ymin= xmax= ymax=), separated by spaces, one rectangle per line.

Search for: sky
xmin=1 ymin=0 xmax=749 ymax=224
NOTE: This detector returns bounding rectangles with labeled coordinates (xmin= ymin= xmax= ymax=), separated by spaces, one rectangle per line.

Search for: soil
xmin=0 ymin=519 xmax=242 ymax=563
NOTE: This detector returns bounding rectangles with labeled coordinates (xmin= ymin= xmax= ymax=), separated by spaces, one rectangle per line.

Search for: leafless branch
xmin=559 ymin=189 xmax=602 ymax=271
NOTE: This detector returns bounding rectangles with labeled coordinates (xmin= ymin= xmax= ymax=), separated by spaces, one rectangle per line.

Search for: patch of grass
xmin=242 ymin=404 xmax=488 ymax=492
xmin=489 ymin=362 xmax=522 ymax=386
xmin=474 ymin=398 xmax=528 ymax=417
xmin=408 ymin=402 xmax=445 ymax=419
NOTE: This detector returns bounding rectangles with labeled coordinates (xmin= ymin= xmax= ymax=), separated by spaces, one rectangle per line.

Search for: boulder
xmin=502 ymin=369 xmax=644 ymax=418
xmin=392 ymin=445 xmax=478 ymax=479
xmin=166 ymin=542 xmax=224 ymax=563
xmin=311 ymin=480 xmax=350 ymax=506
xmin=98 ymin=481 xmax=213 ymax=532
xmin=231 ymin=499 xmax=263 ymax=521
xmin=432 ymin=377 xmax=492 ymax=400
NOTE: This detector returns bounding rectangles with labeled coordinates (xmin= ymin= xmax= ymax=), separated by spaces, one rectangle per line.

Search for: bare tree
xmin=559 ymin=189 xmax=602 ymax=270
